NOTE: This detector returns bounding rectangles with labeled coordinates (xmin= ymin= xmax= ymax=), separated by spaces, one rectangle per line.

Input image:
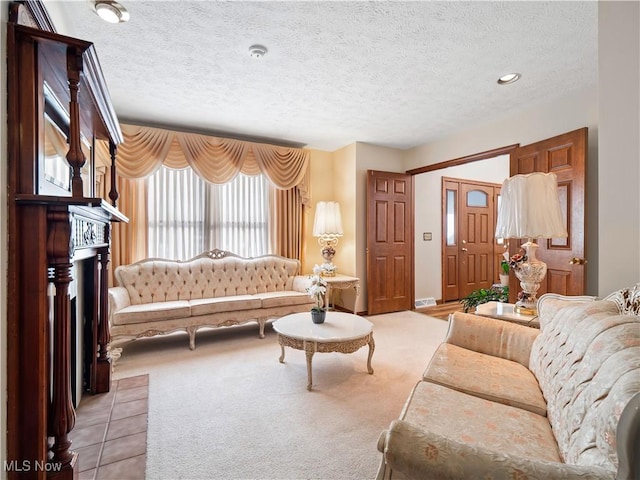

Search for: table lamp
xmin=495 ymin=172 xmax=567 ymax=315
xmin=312 ymin=201 xmax=343 ymax=276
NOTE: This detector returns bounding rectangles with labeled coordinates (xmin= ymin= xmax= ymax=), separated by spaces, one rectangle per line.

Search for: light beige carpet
xmin=113 ymin=310 xmax=449 ymax=480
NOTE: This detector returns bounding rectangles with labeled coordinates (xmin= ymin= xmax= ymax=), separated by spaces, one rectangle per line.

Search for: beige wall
xmin=305 ymin=145 xmax=360 ymax=311
xmin=333 ymin=144 xmax=357 ymax=276
xmin=598 ymin=1 xmax=640 ymax=296
xmin=303 ymin=149 xmax=335 ymax=272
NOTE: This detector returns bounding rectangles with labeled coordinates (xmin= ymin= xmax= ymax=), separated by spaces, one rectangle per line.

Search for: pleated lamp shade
xmin=495 ymin=172 xmax=568 ymax=240
xmin=313 ymin=201 xmax=343 ymax=238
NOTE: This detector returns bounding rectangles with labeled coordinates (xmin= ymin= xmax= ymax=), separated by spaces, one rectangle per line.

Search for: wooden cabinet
xmin=6 ymin=2 xmax=127 ymax=478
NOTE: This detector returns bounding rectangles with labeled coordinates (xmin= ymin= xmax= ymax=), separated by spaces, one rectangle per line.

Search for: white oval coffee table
xmin=272 ymin=312 xmax=375 ymax=390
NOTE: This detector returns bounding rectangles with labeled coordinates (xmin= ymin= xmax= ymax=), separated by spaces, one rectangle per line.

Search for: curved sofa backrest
xmin=114 ymin=251 xmax=302 ymax=305
xmin=530 ymin=294 xmax=640 ymax=474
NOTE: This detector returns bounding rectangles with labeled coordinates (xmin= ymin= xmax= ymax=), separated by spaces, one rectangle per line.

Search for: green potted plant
xmin=460 ymin=286 xmax=509 ymax=313
xmin=500 ymin=259 xmax=510 ymax=286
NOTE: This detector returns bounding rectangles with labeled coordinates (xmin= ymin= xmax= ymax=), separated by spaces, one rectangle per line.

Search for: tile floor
xmin=70 ymin=374 xmax=149 ymax=480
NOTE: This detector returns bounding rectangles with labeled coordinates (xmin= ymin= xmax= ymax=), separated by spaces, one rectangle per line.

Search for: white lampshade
xmin=495 ymin=172 xmax=568 ymax=240
xmin=313 ymin=201 xmax=343 ymax=237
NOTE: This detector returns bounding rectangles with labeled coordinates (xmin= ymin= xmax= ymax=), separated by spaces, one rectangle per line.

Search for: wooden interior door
xmin=509 ymin=128 xmax=587 ymax=298
xmin=366 ymin=170 xmax=414 ymax=315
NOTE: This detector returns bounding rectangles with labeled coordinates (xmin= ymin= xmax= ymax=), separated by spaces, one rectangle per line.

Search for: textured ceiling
xmin=44 ymin=1 xmax=597 ymax=151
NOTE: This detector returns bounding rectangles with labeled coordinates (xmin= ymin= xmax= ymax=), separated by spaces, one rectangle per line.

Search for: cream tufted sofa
xmin=108 ymin=250 xmax=314 ymax=351
xmin=376 ymin=285 xmax=640 ymax=480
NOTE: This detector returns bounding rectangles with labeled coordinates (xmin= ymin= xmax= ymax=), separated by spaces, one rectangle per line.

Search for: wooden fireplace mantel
xmin=6 ymin=2 xmax=127 ymax=478
xmin=15 ymin=194 xmax=129 ymax=221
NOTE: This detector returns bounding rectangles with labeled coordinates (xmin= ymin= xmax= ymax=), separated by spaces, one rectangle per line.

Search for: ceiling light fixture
xmin=248 ymin=45 xmax=268 ymax=59
xmin=497 ymin=73 xmax=521 ymax=85
xmin=94 ymin=1 xmax=130 ymax=24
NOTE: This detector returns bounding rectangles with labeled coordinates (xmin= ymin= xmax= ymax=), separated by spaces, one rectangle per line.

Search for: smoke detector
xmin=248 ymin=45 xmax=268 ymax=59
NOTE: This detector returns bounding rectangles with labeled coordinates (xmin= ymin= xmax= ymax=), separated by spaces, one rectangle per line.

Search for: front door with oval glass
xmin=443 ymin=178 xmax=503 ymax=301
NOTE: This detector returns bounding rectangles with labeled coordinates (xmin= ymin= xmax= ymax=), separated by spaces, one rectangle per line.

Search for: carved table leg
xmin=367 ymin=334 xmax=375 ymax=374
xmin=304 ymin=340 xmax=317 ymax=391
xmin=279 ymin=344 xmax=285 ymax=364
xmin=353 ymin=284 xmax=361 ymax=314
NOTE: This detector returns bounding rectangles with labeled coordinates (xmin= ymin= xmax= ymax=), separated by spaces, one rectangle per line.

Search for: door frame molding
xmin=407 ymin=144 xmax=519 ymax=176
xmin=406 ymin=144 xmax=519 ymax=305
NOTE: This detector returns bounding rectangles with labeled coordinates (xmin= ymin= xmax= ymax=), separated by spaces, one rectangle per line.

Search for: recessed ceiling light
xmin=497 ymin=73 xmax=521 ymax=85
xmin=94 ymin=1 xmax=130 ymax=24
xmin=248 ymin=45 xmax=268 ymax=59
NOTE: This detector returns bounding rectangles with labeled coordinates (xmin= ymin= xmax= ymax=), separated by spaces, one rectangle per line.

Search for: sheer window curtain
xmin=204 ymin=172 xmax=270 ymax=258
xmin=148 ymin=166 xmax=270 ymax=260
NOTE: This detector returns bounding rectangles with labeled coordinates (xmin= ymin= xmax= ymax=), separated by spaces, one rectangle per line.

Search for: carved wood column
xmin=66 ymin=46 xmax=86 ymax=198
xmin=86 ymin=255 xmax=99 ymax=394
xmin=95 ymin=237 xmax=112 ymax=393
xmin=109 ymin=141 xmax=119 ymax=207
xmin=46 ymin=208 xmax=78 ymax=479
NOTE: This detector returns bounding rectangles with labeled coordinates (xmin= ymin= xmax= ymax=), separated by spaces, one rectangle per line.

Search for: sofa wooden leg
xmin=108 ymin=346 xmax=122 ymax=371
xmin=187 ymin=326 xmax=197 ymax=350
xmin=258 ymin=319 xmax=266 ymax=339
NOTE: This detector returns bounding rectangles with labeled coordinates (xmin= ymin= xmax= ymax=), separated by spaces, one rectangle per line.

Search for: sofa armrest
xmin=378 ymin=420 xmax=614 ymax=480
xmin=108 ymin=286 xmax=131 ymax=320
xmin=292 ymin=275 xmax=312 ymax=293
xmin=445 ymin=311 xmax=539 ymax=367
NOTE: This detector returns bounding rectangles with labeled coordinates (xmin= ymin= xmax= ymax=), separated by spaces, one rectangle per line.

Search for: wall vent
xmin=415 ymin=297 xmax=437 ymax=308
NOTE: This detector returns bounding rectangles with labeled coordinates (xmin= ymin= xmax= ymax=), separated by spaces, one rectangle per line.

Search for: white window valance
xmin=98 ymin=124 xmax=310 ymax=201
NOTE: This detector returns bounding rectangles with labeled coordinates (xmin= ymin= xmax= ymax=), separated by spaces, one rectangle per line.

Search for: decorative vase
xmin=311 ymin=309 xmax=326 ymax=324
xmin=512 ymin=241 xmax=547 ymax=315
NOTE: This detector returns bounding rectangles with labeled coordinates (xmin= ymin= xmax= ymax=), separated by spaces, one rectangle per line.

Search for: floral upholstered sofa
xmin=108 ymin=250 xmax=314 ymax=350
xmin=376 ymin=285 xmax=640 ymax=480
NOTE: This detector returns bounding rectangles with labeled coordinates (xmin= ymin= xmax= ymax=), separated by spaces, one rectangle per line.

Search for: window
xmin=446 ymin=189 xmax=456 ymax=246
xmin=147 ymin=166 xmax=270 ymax=260
xmin=466 ymin=189 xmax=488 ymax=207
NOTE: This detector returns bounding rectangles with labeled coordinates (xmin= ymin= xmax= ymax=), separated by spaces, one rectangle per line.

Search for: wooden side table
xmin=475 ymin=301 xmax=540 ymax=328
xmin=323 ymin=274 xmax=361 ymax=313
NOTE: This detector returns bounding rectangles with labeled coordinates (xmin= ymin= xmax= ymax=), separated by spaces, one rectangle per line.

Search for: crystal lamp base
xmin=513 ymin=241 xmax=547 ymax=315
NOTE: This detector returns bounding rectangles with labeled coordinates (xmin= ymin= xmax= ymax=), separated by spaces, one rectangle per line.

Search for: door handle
xmin=461 ymin=247 xmax=468 ymax=252
xmin=569 ymin=257 xmax=587 ymax=265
